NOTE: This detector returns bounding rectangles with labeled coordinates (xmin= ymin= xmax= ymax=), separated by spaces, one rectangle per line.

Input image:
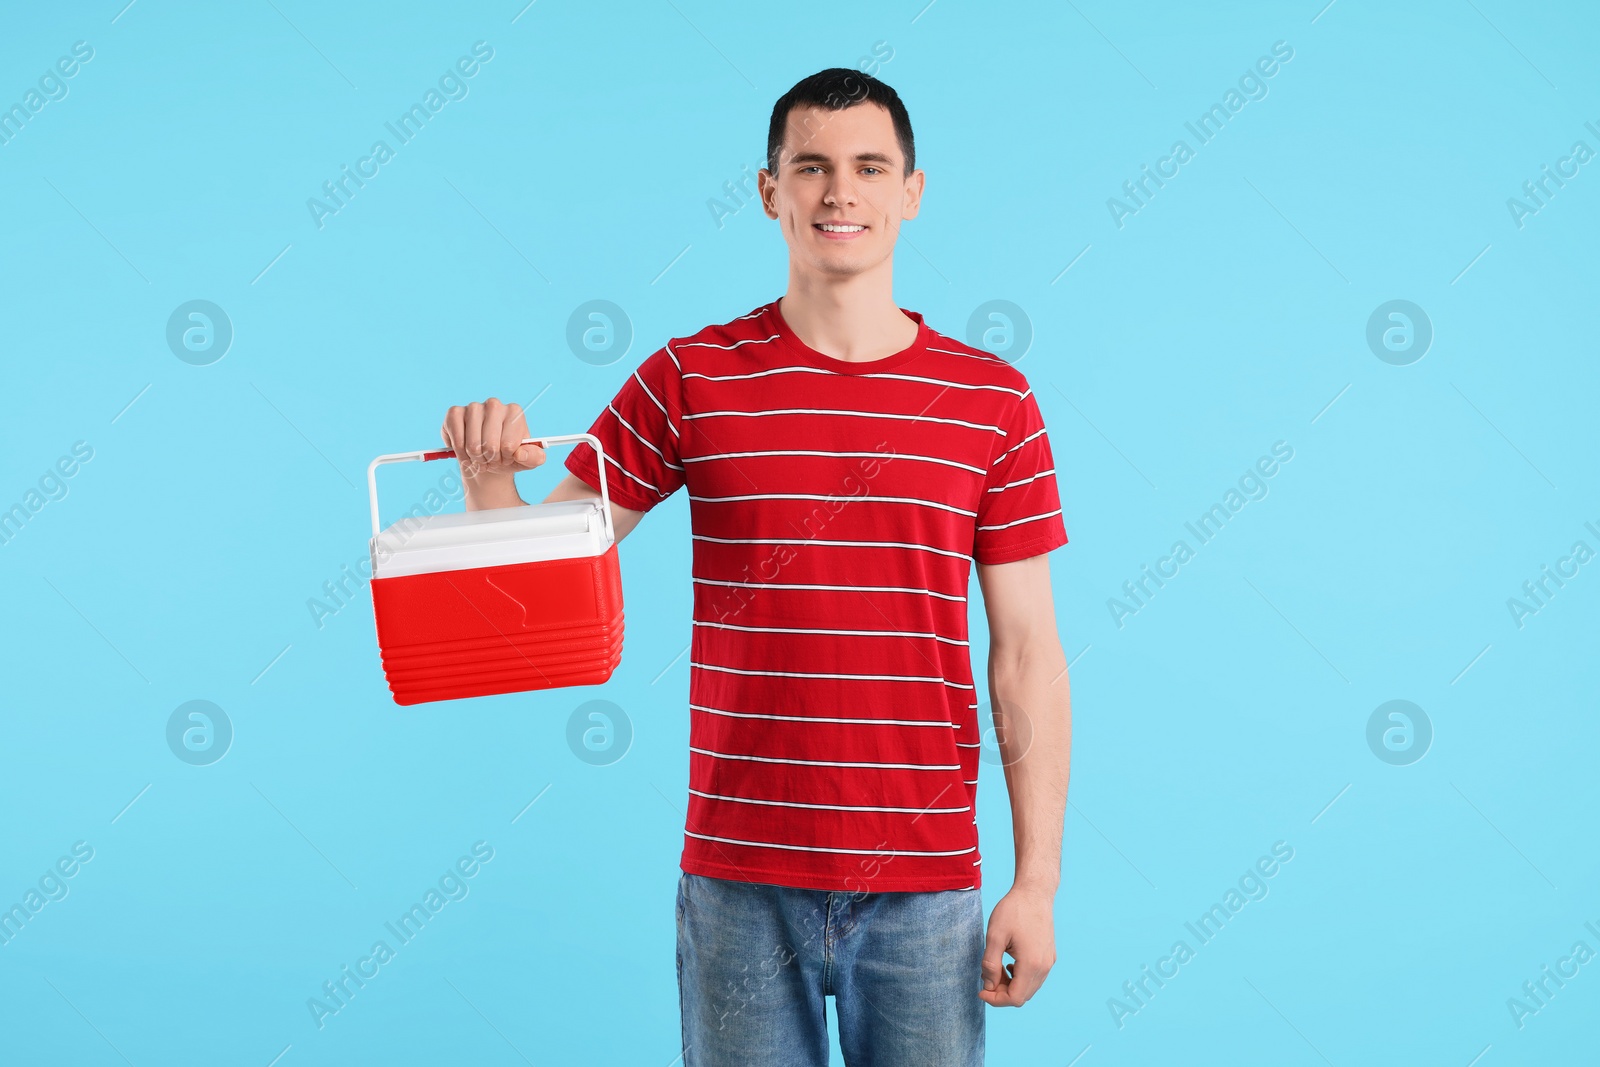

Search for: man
xmin=441 ymin=68 xmax=1071 ymax=1066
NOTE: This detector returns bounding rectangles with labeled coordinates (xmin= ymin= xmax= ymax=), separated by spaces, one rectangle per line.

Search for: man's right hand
xmin=441 ymin=398 xmax=546 ymax=509
xmin=441 ymin=398 xmax=546 ymax=479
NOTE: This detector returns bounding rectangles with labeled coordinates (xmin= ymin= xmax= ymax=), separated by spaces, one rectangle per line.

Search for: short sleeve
xmin=973 ymin=385 xmax=1068 ymax=565
xmin=564 ymin=343 xmax=685 ymax=513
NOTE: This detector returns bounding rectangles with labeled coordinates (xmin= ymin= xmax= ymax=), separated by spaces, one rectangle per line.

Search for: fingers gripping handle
xmin=366 ymin=433 xmax=615 ymax=544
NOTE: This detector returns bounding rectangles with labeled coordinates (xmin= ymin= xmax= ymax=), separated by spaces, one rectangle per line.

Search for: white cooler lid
xmin=371 ymin=499 xmax=612 ymax=578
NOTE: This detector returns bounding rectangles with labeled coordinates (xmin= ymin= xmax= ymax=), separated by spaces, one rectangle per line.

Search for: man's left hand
xmin=978 ymin=884 xmax=1056 ymax=1007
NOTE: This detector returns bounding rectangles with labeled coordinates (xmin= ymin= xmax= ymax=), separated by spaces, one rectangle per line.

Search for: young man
xmin=441 ymin=68 xmax=1071 ymax=1066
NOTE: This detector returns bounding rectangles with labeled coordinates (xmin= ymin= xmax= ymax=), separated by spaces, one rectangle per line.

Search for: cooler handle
xmin=366 ymin=433 xmax=615 ymax=545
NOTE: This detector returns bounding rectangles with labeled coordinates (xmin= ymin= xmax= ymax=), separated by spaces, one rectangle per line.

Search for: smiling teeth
xmin=819 ymin=224 xmax=865 ymax=232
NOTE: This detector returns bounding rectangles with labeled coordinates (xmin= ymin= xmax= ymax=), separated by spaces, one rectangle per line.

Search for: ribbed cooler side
xmin=372 ymin=544 xmax=624 ymax=706
xmin=382 ymin=623 xmax=623 ymax=689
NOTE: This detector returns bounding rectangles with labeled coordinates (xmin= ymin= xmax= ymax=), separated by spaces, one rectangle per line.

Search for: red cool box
xmin=365 ymin=433 xmax=623 ymax=706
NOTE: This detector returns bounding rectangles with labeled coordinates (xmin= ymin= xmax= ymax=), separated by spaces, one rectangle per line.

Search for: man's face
xmin=759 ymin=102 xmax=923 ymax=278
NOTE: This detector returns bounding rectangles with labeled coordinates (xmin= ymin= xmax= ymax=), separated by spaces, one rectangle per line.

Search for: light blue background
xmin=2 ymin=0 xmax=1597 ymax=1063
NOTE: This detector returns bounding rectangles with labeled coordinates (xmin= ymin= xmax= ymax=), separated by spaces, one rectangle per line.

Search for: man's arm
xmin=974 ymin=551 xmax=1072 ymax=1008
xmin=541 ymin=472 xmax=646 ymax=543
xmin=441 ymin=397 xmax=647 ymax=542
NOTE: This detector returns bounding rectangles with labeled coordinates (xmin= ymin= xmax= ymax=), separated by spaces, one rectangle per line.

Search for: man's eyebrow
xmin=785 ymin=151 xmax=896 ymax=166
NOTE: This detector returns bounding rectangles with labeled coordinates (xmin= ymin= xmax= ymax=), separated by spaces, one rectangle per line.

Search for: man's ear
xmin=901 ymin=168 xmax=926 ymax=221
xmin=758 ymin=169 xmax=780 ymax=219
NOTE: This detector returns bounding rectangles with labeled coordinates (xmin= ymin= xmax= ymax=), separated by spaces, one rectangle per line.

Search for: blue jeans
xmin=676 ymin=871 xmax=986 ymax=1066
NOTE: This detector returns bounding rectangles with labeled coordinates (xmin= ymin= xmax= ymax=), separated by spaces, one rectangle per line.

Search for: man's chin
xmin=795 ymin=248 xmax=885 ymax=277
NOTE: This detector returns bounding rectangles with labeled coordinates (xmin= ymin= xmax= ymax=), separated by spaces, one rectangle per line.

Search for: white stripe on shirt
xmin=683 ymin=449 xmax=985 ymax=475
xmin=991 ymin=426 xmax=1047 ymax=466
xmin=976 ymin=508 xmax=1063 ymax=532
xmin=689 ymin=492 xmax=976 ymax=518
xmin=690 ymin=746 xmax=960 ymax=770
xmin=689 ymin=788 xmax=970 ymax=815
xmin=684 ymin=408 xmax=1004 ymax=434
xmin=693 ymin=576 xmax=966 ymax=602
xmin=607 ymin=403 xmax=682 ymax=473
xmin=674 ymin=334 xmax=780 ymax=351
xmin=926 ymin=345 xmax=1007 ymax=366
xmin=685 ymin=830 xmax=977 ymax=858
xmin=987 ymin=469 xmax=1056 ymax=492
xmin=631 ymin=370 xmax=680 ymax=441
xmin=689 ymin=702 xmax=956 ymax=726
xmin=693 ymin=533 xmax=974 ymax=563
xmin=598 ymin=449 xmax=664 ymax=498
xmin=691 ymin=661 xmax=963 ymax=686
xmin=692 ymin=533 xmax=972 ymax=563
xmin=693 ymin=618 xmax=969 ymax=646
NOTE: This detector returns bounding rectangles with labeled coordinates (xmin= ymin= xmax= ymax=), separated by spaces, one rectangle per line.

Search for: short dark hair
xmin=766 ymin=68 xmax=915 ymax=177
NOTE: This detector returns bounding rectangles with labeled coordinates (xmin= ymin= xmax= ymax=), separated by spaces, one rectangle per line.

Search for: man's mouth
xmin=814 ymin=222 xmax=867 ymax=239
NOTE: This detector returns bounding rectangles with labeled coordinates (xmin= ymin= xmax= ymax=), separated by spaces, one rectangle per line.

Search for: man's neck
xmin=779 ymin=274 xmax=917 ymax=363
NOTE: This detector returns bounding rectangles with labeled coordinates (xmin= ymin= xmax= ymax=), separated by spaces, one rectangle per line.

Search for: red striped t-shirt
xmin=564 ymin=298 xmax=1068 ymax=892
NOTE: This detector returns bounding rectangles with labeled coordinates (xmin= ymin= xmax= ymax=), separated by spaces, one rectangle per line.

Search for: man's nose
xmin=824 ymin=175 xmax=858 ymax=207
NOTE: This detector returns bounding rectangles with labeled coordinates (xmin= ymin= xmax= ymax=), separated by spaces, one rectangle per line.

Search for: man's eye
xmin=800 ymin=166 xmax=823 ymax=174
xmin=862 ymin=167 xmax=881 ymax=176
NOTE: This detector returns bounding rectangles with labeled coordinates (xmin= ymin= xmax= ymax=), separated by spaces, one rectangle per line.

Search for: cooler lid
xmin=371 ymin=499 xmax=611 ymax=579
